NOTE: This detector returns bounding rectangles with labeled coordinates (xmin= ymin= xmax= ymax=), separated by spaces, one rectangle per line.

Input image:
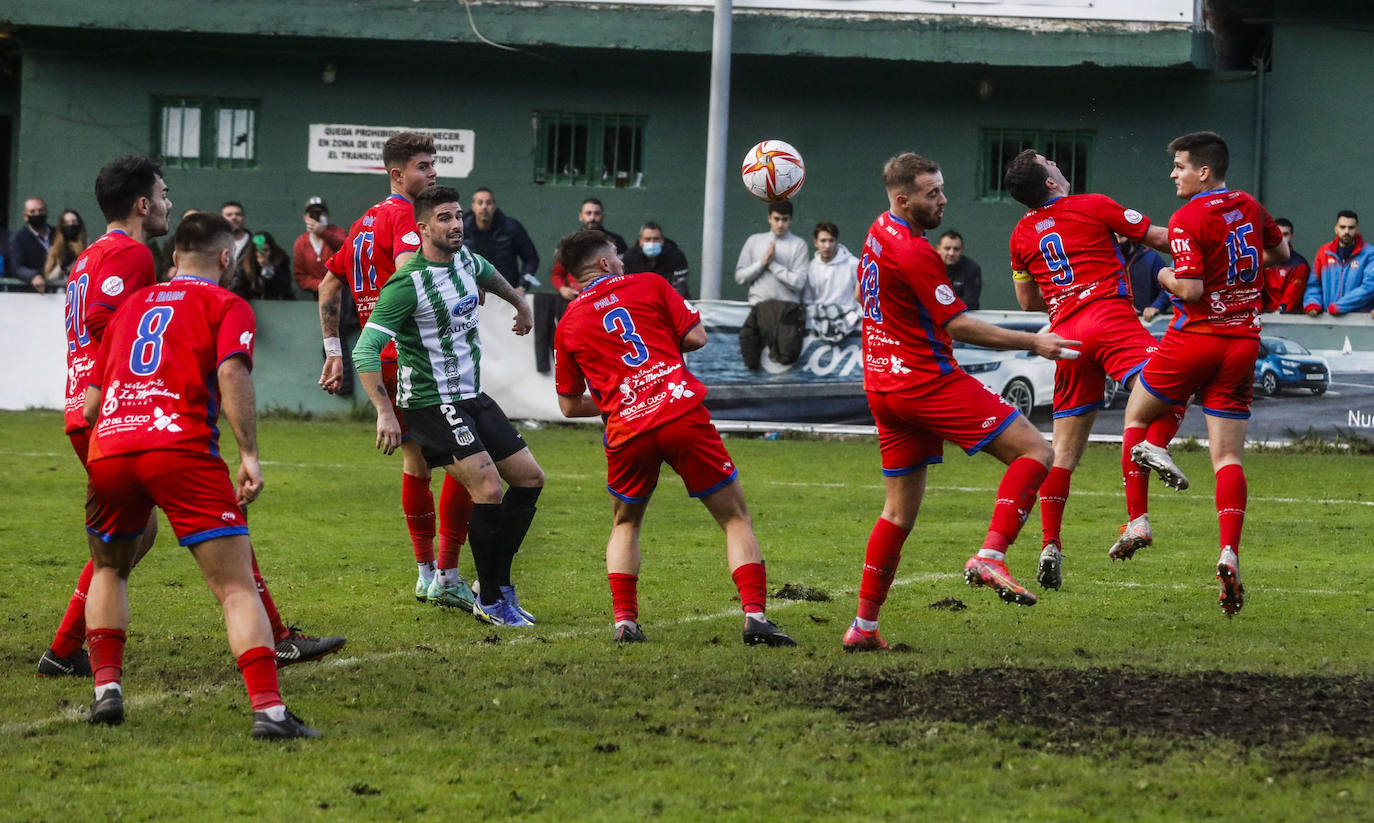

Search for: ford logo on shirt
xmin=453 ymin=295 xmax=480 ymax=316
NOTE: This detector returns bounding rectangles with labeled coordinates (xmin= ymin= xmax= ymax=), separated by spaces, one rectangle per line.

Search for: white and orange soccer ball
xmin=740 ymin=140 xmax=805 ymax=202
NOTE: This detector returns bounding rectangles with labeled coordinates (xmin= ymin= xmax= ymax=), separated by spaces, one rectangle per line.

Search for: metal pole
xmin=699 ymin=0 xmax=732 ymax=300
xmin=1252 ymin=55 xmax=1265 ymax=201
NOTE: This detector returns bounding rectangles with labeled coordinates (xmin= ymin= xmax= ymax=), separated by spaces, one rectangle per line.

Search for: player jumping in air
xmin=82 ymin=212 xmax=320 ymax=738
xmin=1118 ymin=131 xmax=1288 ymax=615
xmin=42 ymin=156 xmax=342 ymax=679
xmin=318 ymin=133 xmax=477 ymax=610
xmin=552 ymin=229 xmax=797 ymax=647
xmin=353 ymin=186 xmax=544 ymax=628
xmin=844 ymin=152 xmax=1079 ymax=651
xmin=1001 ymin=149 xmax=1188 ymax=588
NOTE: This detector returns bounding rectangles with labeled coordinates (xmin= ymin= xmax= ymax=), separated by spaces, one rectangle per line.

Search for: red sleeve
xmin=553 ymin=322 xmax=585 ymax=397
xmin=386 ymin=210 xmax=421 ymax=260
xmin=660 ymin=276 xmax=701 ymax=340
xmin=1088 ymin=194 xmax=1151 ymax=242
xmin=908 ymin=244 xmax=967 ymax=325
xmin=551 ymin=262 xmax=572 ymax=290
xmin=216 ymin=295 xmax=257 ymax=371
xmin=1168 ymin=213 xmax=1204 ymax=280
xmin=1258 ymin=208 xmax=1283 ymax=250
xmin=87 ymin=244 xmax=157 ymax=343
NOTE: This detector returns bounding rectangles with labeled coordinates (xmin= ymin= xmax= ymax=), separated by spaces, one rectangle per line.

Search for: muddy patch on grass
xmin=814 ymin=667 xmax=1374 ymax=772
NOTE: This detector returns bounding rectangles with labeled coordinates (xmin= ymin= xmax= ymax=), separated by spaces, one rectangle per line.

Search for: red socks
xmin=51 ymin=560 xmax=95 ymax=658
xmin=1216 ymin=464 xmax=1247 ymax=553
xmin=608 ymin=573 xmax=639 ymax=623
xmin=1038 ymin=466 xmax=1072 ymax=547
xmin=1146 ymin=404 xmax=1186 ymax=449
xmin=858 ymin=517 xmax=908 ymax=621
xmin=731 ymin=562 xmax=768 ymax=614
xmin=249 ymin=551 xmax=289 ymax=644
xmin=87 ymin=628 xmax=127 ymax=687
xmin=236 ymin=646 xmax=283 ymax=711
xmin=1122 ymin=426 xmax=1149 ymax=520
xmin=437 ymin=474 xmax=474 ymax=570
xmin=984 ymin=457 xmax=1048 ymax=553
xmin=401 ymin=472 xmax=436 ymax=565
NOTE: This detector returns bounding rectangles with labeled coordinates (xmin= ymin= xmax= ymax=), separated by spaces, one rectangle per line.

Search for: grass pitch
xmin=2 ymin=409 xmax=1372 ymax=821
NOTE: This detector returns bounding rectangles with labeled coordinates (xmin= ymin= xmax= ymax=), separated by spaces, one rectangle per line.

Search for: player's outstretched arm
xmin=318 ymin=274 xmax=345 ymax=393
xmin=1141 ymin=224 xmax=1171 ymax=253
xmin=1157 ymin=267 xmax=1204 ymax=303
xmin=558 ymin=393 xmax=601 ymax=418
xmin=945 ymin=313 xmax=1080 ymax=359
xmin=680 ymin=322 xmax=708 ymax=353
xmin=484 ymin=273 xmax=534 ymax=335
xmin=218 ymin=355 xmax=263 ymax=506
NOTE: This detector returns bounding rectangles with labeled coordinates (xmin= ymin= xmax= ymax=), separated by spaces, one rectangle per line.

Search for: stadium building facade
xmin=0 ymin=0 xmax=1368 ymax=308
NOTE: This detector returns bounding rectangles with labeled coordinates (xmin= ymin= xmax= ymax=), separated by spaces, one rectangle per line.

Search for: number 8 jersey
xmin=1008 ymin=193 xmax=1153 ymax=325
xmin=1166 ymin=187 xmax=1281 ymax=338
xmin=554 ymin=272 xmax=706 ymax=449
xmin=87 ymin=276 xmax=256 ymax=461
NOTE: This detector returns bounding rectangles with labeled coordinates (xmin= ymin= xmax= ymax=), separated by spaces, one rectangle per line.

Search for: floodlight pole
xmin=699 ymin=0 xmax=732 ymax=300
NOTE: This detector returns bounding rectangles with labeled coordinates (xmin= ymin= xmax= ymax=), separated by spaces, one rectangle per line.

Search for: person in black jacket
xmin=621 ymin=222 xmax=691 ymax=298
xmin=462 ymin=187 xmax=540 ymax=293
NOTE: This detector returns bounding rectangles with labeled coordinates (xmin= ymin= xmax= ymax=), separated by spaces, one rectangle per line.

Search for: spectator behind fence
xmin=1116 ymin=230 xmax=1171 ymax=320
xmin=236 ymin=231 xmax=295 ymax=300
xmin=293 ymin=197 xmax=348 ymax=297
xmin=462 ymin=187 xmax=539 ymax=293
xmin=1305 ymin=210 xmax=1374 ymax=317
xmin=802 ymin=221 xmax=860 ymax=342
xmin=11 ymin=197 xmax=54 ymax=291
xmin=39 ymin=210 xmax=89 ymax=293
xmin=550 ymin=198 xmax=629 ymax=298
xmin=735 ymin=201 xmax=808 ymax=369
xmin=622 ymin=222 xmax=691 ymax=298
xmin=937 ymin=229 xmax=981 ymax=309
xmin=1262 ymin=218 xmax=1309 ymax=314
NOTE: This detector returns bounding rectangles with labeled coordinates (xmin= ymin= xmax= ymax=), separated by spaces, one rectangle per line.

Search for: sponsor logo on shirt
xmin=1124 ymin=209 xmax=1143 ymax=225
xmin=401 ymin=231 xmax=421 ymax=245
xmin=239 ymin=331 xmax=254 ymax=347
xmin=934 ymin=284 xmax=956 ymax=306
xmin=101 ymin=382 xmax=120 ymax=417
xmin=667 ymin=381 xmax=695 ymax=400
xmin=454 ymin=294 xmax=480 ymax=316
xmin=101 ymin=276 xmax=125 ymax=297
xmin=149 ymin=407 xmax=182 ymax=433
xmin=890 ymin=356 xmax=911 ymax=375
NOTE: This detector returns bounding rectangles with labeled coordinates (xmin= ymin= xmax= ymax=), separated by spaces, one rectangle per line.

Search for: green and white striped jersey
xmin=353 ymin=247 xmax=499 ymax=408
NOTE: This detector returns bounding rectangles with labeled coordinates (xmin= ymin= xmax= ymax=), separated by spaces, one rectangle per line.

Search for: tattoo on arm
xmin=485 ymin=275 xmax=524 ymax=309
xmin=319 ymin=278 xmax=342 ymax=337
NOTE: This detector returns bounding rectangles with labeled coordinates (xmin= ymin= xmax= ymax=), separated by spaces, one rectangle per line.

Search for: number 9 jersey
xmin=1166 ymin=187 xmax=1281 ymax=338
xmin=86 ymin=276 xmax=256 ymax=461
xmin=554 ymin=272 xmax=706 ymax=450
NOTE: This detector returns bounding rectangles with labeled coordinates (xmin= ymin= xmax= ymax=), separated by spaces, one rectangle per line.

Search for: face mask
xmin=27 ymin=213 xmax=48 ymax=230
xmin=641 ymin=241 xmax=662 ymax=258
xmin=60 ymin=224 xmax=82 ymax=241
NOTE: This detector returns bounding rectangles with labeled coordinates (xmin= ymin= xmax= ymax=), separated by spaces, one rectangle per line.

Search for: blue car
xmin=1254 ymin=336 xmax=1329 ymax=396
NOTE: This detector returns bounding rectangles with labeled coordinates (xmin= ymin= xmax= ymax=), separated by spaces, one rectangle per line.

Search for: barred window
xmin=154 ymin=97 xmax=259 ymax=169
xmin=982 ymin=128 xmax=1092 ymax=200
xmin=534 ymin=112 xmax=645 ymax=187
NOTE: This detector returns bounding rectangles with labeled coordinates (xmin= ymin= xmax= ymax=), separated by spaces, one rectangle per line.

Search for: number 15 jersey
xmin=1166 ymin=187 xmax=1281 ymax=338
xmin=554 ymin=272 xmax=706 ymax=450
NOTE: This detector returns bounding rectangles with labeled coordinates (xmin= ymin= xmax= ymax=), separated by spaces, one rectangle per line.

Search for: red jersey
xmin=325 ymin=193 xmax=422 ymax=325
xmin=86 ymin=276 xmax=256 ymax=461
xmin=63 ymin=230 xmax=157 ymax=434
xmin=858 ymin=211 xmax=967 ymax=393
xmin=554 ymin=272 xmax=706 ymax=450
xmin=1167 ymin=188 xmax=1281 ymax=338
xmin=1009 ymin=193 xmax=1152 ymax=325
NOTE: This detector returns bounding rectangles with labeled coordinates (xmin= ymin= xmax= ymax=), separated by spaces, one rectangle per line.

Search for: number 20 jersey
xmin=1008 ymin=193 xmax=1152 ymax=325
xmin=1166 ymin=187 xmax=1281 ymax=338
xmin=554 ymin=272 xmax=706 ymax=450
xmin=87 ymin=277 xmax=256 ymax=461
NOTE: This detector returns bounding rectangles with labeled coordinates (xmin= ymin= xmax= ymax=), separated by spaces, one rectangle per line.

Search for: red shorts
xmin=605 ymin=405 xmax=737 ymax=504
xmin=86 ymin=450 xmax=249 ymax=547
xmin=381 ymin=359 xmax=411 ymax=436
xmin=1140 ymin=330 xmax=1258 ymax=418
xmin=867 ymin=370 xmax=1018 ymax=475
xmin=1051 ymin=301 xmax=1159 ymax=418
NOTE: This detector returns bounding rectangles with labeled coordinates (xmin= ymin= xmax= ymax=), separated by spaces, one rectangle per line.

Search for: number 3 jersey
xmin=87 ymin=276 xmax=256 ymax=461
xmin=554 ymin=272 xmax=706 ymax=450
xmin=1166 ymin=188 xmax=1281 ymax=338
xmin=1008 ymin=193 xmax=1153 ymax=325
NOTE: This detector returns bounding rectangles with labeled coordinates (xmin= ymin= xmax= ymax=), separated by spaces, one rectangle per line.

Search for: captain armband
xmin=1011 ymin=270 xmax=1033 ymax=283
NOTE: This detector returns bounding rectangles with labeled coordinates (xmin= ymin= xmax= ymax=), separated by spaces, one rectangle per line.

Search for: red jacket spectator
xmin=292 ymin=198 xmax=348 ymax=296
xmin=1261 ymin=249 xmax=1308 ymax=313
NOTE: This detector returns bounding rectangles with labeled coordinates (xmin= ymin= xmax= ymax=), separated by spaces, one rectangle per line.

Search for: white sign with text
xmin=307 ymin=124 xmax=474 ymax=177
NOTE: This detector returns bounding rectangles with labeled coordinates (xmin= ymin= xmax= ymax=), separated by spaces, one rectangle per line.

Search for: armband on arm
xmin=1011 ymin=269 xmax=1033 ymax=283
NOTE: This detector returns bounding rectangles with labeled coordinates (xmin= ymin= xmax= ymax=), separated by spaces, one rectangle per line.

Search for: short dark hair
xmin=305 ymin=204 xmax=328 ymax=220
xmin=220 ymin=200 xmax=243 ymax=213
xmin=883 ymin=152 xmax=940 ymax=195
xmin=1002 ymin=149 xmax=1052 ymax=207
xmin=382 ymin=132 xmax=435 ymax=170
xmin=1275 ymin=217 xmax=1294 ymax=231
xmin=94 ymin=155 xmax=163 ymax=223
xmin=556 ymin=229 xmax=615 ymax=276
xmin=174 ymin=212 xmax=234 ymax=256
xmin=1167 ymin=131 xmax=1229 ymax=181
xmin=1337 ymin=209 xmax=1359 ymax=223
xmin=939 ymin=230 xmax=963 ymax=243
xmin=813 ymin=221 xmax=838 ymax=239
xmin=413 ymin=185 xmax=463 ymax=222
xmin=767 ymin=200 xmax=793 ymax=217
xmin=639 ymin=221 xmax=663 ymax=235
xmin=581 ymin=197 xmax=604 ymax=209
xmin=473 ymin=186 xmax=493 ymax=199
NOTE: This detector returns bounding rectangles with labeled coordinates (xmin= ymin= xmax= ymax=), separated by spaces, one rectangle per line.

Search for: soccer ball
xmin=740 ymin=140 xmax=805 ymax=202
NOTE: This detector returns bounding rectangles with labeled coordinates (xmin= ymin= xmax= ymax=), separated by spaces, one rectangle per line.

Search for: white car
xmin=955 ymin=343 xmax=1056 ymax=416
